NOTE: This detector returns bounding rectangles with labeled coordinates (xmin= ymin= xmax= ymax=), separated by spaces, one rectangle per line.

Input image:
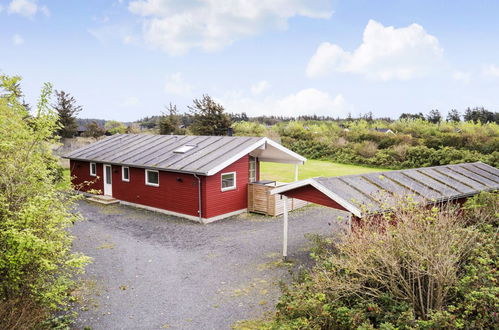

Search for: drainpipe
xmin=193 ymin=174 xmax=203 ymax=223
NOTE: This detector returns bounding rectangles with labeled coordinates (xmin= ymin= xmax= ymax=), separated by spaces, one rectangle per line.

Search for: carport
xmin=270 ymin=162 xmax=499 ymax=259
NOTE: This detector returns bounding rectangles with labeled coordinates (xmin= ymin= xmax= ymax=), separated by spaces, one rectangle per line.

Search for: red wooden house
xmin=65 ymin=134 xmax=305 ymax=223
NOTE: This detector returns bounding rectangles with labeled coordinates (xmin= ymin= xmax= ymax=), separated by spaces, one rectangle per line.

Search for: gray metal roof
xmin=64 ymin=134 xmax=291 ymax=175
xmin=272 ymin=162 xmax=499 ymax=217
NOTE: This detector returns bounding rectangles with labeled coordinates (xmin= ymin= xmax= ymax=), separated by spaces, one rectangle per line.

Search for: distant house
xmin=76 ymin=124 xmax=111 ymax=137
xmin=373 ymin=127 xmax=395 ymax=135
xmin=65 ymin=134 xmax=305 ymax=223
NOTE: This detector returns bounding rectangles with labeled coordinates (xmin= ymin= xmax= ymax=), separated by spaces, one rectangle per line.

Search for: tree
xmin=447 ymin=109 xmax=461 ymax=122
xmin=83 ymin=121 xmax=105 ymax=138
xmin=53 ymin=90 xmax=82 ymax=138
xmin=188 ymin=94 xmax=232 ymax=135
xmin=0 ymin=75 xmax=89 ymax=327
xmin=463 ymin=106 xmax=498 ymax=124
xmin=159 ymin=103 xmax=184 ymax=135
xmin=426 ymin=109 xmax=442 ymax=124
xmin=105 ymin=120 xmax=127 ymax=135
xmin=399 ymin=112 xmax=425 ymax=120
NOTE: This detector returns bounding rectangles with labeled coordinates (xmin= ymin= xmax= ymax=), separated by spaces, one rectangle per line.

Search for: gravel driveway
xmin=71 ymin=201 xmax=349 ymax=330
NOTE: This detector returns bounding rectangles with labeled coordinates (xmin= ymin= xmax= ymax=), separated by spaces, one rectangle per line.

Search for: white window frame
xmin=90 ymin=162 xmax=97 ymax=176
xmin=221 ymin=171 xmax=236 ymax=192
xmin=145 ymin=169 xmax=159 ymax=187
xmin=122 ymin=166 xmax=130 ymax=182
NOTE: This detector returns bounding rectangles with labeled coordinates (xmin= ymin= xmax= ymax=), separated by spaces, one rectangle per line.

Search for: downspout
xmin=193 ymin=174 xmax=203 ymax=223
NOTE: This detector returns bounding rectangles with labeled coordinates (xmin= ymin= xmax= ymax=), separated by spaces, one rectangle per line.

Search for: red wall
xmin=70 ymin=160 xmax=104 ymax=193
xmin=283 ymin=185 xmax=349 ymax=212
xmin=202 ymin=155 xmax=253 ymax=218
xmin=70 ymin=154 xmax=259 ymax=220
xmin=111 ymin=166 xmax=200 ymax=217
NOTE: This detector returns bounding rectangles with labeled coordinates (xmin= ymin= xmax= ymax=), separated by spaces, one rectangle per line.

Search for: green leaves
xmin=0 ymin=74 xmax=90 ymax=326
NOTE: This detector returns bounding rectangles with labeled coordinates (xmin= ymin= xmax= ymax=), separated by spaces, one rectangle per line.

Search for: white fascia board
xmin=270 ymin=178 xmax=362 ymax=218
xmin=206 ymin=138 xmax=307 ymax=176
xmin=206 ymin=139 xmax=267 ymax=176
xmin=264 ymin=138 xmax=307 ymax=163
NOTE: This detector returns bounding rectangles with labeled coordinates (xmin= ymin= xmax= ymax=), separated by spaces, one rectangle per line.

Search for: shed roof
xmin=271 ymin=162 xmax=499 ymax=218
xmin=64 ymin=134 xmax=305 ymax=176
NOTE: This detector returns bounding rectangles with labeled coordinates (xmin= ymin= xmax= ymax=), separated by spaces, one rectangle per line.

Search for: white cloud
xmin=220 ymin=88 xmax=351 ymax=118
xmin=251 ymin=80 xmax=271 ymax=95
xmin=306 ymin=20 xmax=443 ymax=81
xmin=0 ymin=5 xmax=4 ymax=13
xmin=12 ymin=34 xmax=24 ymax=45
xmin=128 ymin=0 xmax=333 ymax=55
xmin=482 ymin=64 xmax=499 ymax=77
xmin=8 ymin=0 xmax=48 ymax=18
xmin=164 ymin=72 xmax=193 ymax=96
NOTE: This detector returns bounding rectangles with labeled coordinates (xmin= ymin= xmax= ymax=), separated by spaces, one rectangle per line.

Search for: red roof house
xmin=64 ymin=134 xmax=305 ymax=223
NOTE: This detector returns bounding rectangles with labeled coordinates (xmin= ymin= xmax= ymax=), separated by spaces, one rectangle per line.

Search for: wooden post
xmin=294 ymin=164 xmax=299 ymax=182
xmin=282 ymin=195 xmax=288 ymax=260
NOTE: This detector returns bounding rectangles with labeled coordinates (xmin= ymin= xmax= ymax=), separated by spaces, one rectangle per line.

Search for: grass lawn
xmin=260 ymin=159 xmax=390 ymax=182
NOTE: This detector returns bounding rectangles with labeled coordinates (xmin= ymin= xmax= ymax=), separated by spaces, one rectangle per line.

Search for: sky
xmin=2 ymin=0 xmax=499 ymax=121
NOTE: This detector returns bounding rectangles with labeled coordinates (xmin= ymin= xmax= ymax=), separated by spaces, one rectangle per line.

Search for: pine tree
xmin=53 ymin=90 xmax=82 ymax=138
xmin=159 ymin=103 xmax=183 ymax=135
xmin=446 ymin=109 xmax=461 ymax=122
xmin=188 ymin=95 xmax=232 ymax=136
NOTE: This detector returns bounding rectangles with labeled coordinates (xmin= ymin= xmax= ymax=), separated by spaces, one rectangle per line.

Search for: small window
xmin=173 ymin=145 xmax=195 ymax=153
xmin=221 ymin=172 xmax=236 ymax=191
xmin=122 ymin=167 xmax=130 ymax=182
xmin=249 ymin=156 xmax=256 ymax=183
xmin=90 ymin=162 xmax=97 ymax=176
xmin=145 ymin=169 xmax=159 ymax=187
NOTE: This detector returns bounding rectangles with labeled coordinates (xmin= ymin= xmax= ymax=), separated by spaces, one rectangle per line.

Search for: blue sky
xmin=2 ymin=0 xmax=499 ymax=121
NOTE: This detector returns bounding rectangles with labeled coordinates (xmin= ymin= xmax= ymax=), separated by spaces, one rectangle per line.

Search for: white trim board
xmin=206 ymin=137 xmax=306 ymax=176
xmin=119 ymin=200 xmax=247 ymax=224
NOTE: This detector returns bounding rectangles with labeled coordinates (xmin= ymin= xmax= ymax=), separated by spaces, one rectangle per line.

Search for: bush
xmin=0 ymin=75 xmax=90 ymax=327
xmin=232 ymin=121 xmax=267 ymax=137
xmin=249 ymin=193 xmax=498 ymax=329
xmin=277 ymin=119 xmax=498 ymax=170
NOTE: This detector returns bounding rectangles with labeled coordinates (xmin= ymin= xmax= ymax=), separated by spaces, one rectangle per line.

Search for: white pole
xmin=282 ymin=195 xmax=288 ymax=260
xmin=294 ymin=164 xmax=299 ymax=182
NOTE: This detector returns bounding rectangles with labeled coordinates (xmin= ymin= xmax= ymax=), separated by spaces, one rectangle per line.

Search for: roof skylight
xmin=173 ymin=145 xmax=196 ymax=153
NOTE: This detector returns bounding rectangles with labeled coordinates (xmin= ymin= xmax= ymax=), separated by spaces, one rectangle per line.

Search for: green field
xmin=260 ymin=159 xmax=390 ymax=182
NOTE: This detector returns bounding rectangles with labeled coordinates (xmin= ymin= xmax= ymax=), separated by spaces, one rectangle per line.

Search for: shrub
xmin=251 ymin=193 xmax=498 ymax=329
xmin=0 ymin=75 xmax=90 ymax=327
xmin=355 ymin=141 xmax=378 ymax=158
xmin=232 ymin=121 xmax=267 ymax=137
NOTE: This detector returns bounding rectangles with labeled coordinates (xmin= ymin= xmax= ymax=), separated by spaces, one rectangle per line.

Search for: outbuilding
xmin=271 ymin=162 xmax=499 ymax=258
xmin=65 ymin=134 xmax=305 ymax=223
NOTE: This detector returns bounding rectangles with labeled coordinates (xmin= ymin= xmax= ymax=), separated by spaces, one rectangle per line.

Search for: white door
xmin=103 ymin=164 xmax=113 ymax=196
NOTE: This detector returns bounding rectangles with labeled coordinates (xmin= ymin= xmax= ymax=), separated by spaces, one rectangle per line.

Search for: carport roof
xmin=64 ymin=134 xmax=306 ymax=176
xmin=270 ymin=162 xmax=499 ymax=218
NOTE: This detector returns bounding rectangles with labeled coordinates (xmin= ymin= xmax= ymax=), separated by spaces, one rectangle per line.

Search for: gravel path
xmin=71 ymin=201 xmax=349 ymax=330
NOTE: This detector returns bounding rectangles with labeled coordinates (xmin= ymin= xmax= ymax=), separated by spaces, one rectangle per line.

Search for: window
xmin=249 ymin=156 xmax=256 ymax=183
xmin=173 ymin=145 xmax=196 ymax=153
xmin=90 ymin=162 xmax=97 ymax=176
xmin=122 ymin=166 xmax=130 ymax=182
xmin=145 ymin=169 xmax=159 ymax=187
xmin=221 ymin=172 xmax=236 ymax=191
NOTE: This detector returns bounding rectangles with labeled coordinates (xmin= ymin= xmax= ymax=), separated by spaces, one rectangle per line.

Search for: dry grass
xmin=0 ymin=297 xmax=48 ymax=330
xmin=314 ymin=203 xmax=479 ymax=319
